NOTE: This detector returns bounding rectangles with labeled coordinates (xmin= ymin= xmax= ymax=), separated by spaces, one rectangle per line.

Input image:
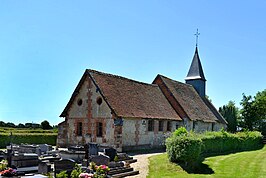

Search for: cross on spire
xmin=194 ymin=28 xmax=200 ymax=47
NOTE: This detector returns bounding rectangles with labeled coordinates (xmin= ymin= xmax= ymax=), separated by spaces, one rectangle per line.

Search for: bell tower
xmin=185 ymin=29 xmax=206 ymax=97
xmin=185 ymin=47 xmax=206 ymax=97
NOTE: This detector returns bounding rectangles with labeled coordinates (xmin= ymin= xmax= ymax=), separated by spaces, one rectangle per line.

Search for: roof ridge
xmin=87 ymin=69 xmax=158 ymax=87
xmin=158 ymin=74 xmax=193 ymax=87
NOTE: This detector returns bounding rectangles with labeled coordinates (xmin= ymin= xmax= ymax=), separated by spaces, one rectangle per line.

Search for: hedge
xmin=0 ymin=133 xmax=57 ymax=148
xmin=199 ymin=130 xmax=263 ymax=155
xmin=166 ymin=134 xmax=202 ymax=165
xmin=166 ymin=127 xmax=263 ymax=165
xmin=0 ymin=127 xmax=57 ymax=134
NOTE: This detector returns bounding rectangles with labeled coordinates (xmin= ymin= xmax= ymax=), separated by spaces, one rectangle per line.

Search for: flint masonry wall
xmin=122 ymin=118 xmax=183 ymax=150
xmin=184 ymin=118 xmax=225 ymax=133
xmin=213 ymin=122 xmax=225 ymax=131
xmin=194 ymin=121 xmax=213 ymax=132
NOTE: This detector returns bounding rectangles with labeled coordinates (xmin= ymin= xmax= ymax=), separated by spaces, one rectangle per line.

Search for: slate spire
xmin=185 ymin=47 xmax=206 ymax=81
xmin=185 ymin=47 xmax=206 ymax=97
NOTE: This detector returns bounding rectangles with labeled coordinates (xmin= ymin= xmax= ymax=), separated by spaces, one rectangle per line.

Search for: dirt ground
xmin=128 ymin=152 xmax=164 ymax=178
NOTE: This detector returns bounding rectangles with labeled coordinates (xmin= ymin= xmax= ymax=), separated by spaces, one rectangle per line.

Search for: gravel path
xmin=128 ymin=152 xmax=164 ymax=178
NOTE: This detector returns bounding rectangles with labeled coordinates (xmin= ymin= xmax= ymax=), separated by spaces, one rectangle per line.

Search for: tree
xmin=17 ymin=123 xmax=25 ymax=128
xmin=6 ymin=122 xmax=16 ymax=128
xmin=41 ymin=120 xmax=52 ymax=130
xmin=240 ymin=93 xmax=260 ymax=131
xmin=219 ymin=101 xmax=239 ymax=132
xmin=0 ymin=121 xmax=6 ymax=127
xmin=253 ymin=90 xmax=266 ymax=119
xmin=25 ymin=123 xmax=33 ymax=128
xmin=240 ymin=90 xmax=266 ymax=133
xmin=253 ymin=89 xmax=266 ymax=134
xmin=240 ymin=94 xmax=256 ymax=130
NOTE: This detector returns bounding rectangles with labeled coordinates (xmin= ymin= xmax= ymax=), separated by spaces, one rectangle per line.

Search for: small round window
xmin=77 ymin=99 xmax=83 ymax=106
xmin=96 ymin=97 xmax=102 ymax=105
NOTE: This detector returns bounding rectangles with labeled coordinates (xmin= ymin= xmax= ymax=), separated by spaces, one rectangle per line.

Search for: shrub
xmin=94 ymin=165 xmax=110 ymax=178
xmin=166 ymin=133 xmax=202 ymax=166
xmin=56 ymin=171 xmax=68 ymax=178
xmin=200 ymin=130 xmax=263 ymax=155
xmin=166 ymin=128 xmax=263 ymax=168
xmin=0 ymin=127 xmax=56 ymax=133
xmin=70 ymin=164 xmax=83 ymax=178
xmin=0 ymin=160 xmax=8 ymax=171
xmin=173 ymin=126 xmax=188 ymax=137
xmin=0 ymin=133 xmax=57 ymax=148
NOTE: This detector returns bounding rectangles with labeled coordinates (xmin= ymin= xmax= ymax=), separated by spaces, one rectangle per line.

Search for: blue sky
xmin=0 ymin=1 xmax=265 ymax=125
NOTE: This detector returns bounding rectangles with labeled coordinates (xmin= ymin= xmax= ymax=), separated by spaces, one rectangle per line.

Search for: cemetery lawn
xmin=147 ymin=145 xmax=266 ymax=178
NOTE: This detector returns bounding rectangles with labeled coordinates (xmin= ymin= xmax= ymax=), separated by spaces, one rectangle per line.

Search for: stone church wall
xmin=193 ymin=121 xmax=212 ymax=132
xmin=90 ymin=79 xmax=115 ymax=147
xmin=184 ymin=118 xmax=193 ymax=131
xmin=68 ymin=80 xmax=89 ymax=118
xmin=59 ymin=77 xmax=115 ymax=147
xmin=184 ymin=119 xmax=226 ymax=133
xmin=57 ymin=121 xmax=68 ymax=147
xmin=122 ymin=118 xmax=183 ymax=151
xmin=213 ymin=122 xmax=225 ymax=131
xmin=91 ymin=81 xmax=113 ymax=119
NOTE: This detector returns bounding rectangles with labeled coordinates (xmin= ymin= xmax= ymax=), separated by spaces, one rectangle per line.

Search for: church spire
xmin=185 ymin=47 xmax=206 ymax=81
xmin=185 ymin=29 xmax=206 ymax=97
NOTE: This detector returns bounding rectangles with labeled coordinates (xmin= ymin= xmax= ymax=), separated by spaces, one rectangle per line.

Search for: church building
xmin=57 ymin=47 xmax=227 ymax=151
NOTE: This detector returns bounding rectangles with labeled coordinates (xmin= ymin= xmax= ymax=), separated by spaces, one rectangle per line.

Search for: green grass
xmin=147 ymin=145 xmax=266 ymax=178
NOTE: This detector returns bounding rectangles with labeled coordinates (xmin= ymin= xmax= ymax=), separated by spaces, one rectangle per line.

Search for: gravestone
xmin=7 ymin=148 xmax=12 ymax=167
xmin=108 ymin=161 xmax=124 ymax=168
xmin=117 ymin=153 xmax=131 ymax=160
xmin=39 ymin=144 xmax=52 ymax=154
xmin=54 ymin=159 xmax=76 ymax=177
xmin=13 ymin=144 xmax=42 ymax=156
xmin=68 ymin=145 xmax=84 ymax=152
xmin=12 ymin=153 xmax=39 ymax=167
xmin=88 ymin=143 xmax=98 ymax=156
xmin=59 ymin=150 xmax=85 ymax=162
xmin=90 ymin=155 xmax=110 ymax=166
xmin=104 ymin=148 xmax=117 ymax=161
xmin=38 ymin=161 xmax=51 ymax=174
xmin=84 ymin=144 xmax=89 ymax=159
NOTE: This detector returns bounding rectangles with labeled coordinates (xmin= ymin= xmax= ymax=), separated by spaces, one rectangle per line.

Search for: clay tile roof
xmin=159 ymin=75 xmax=218 ymax=122
xmin=202 ymin=97 xmax=228 ymax=124
xmin=89 ymin=70 xmax=181 ymax=120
